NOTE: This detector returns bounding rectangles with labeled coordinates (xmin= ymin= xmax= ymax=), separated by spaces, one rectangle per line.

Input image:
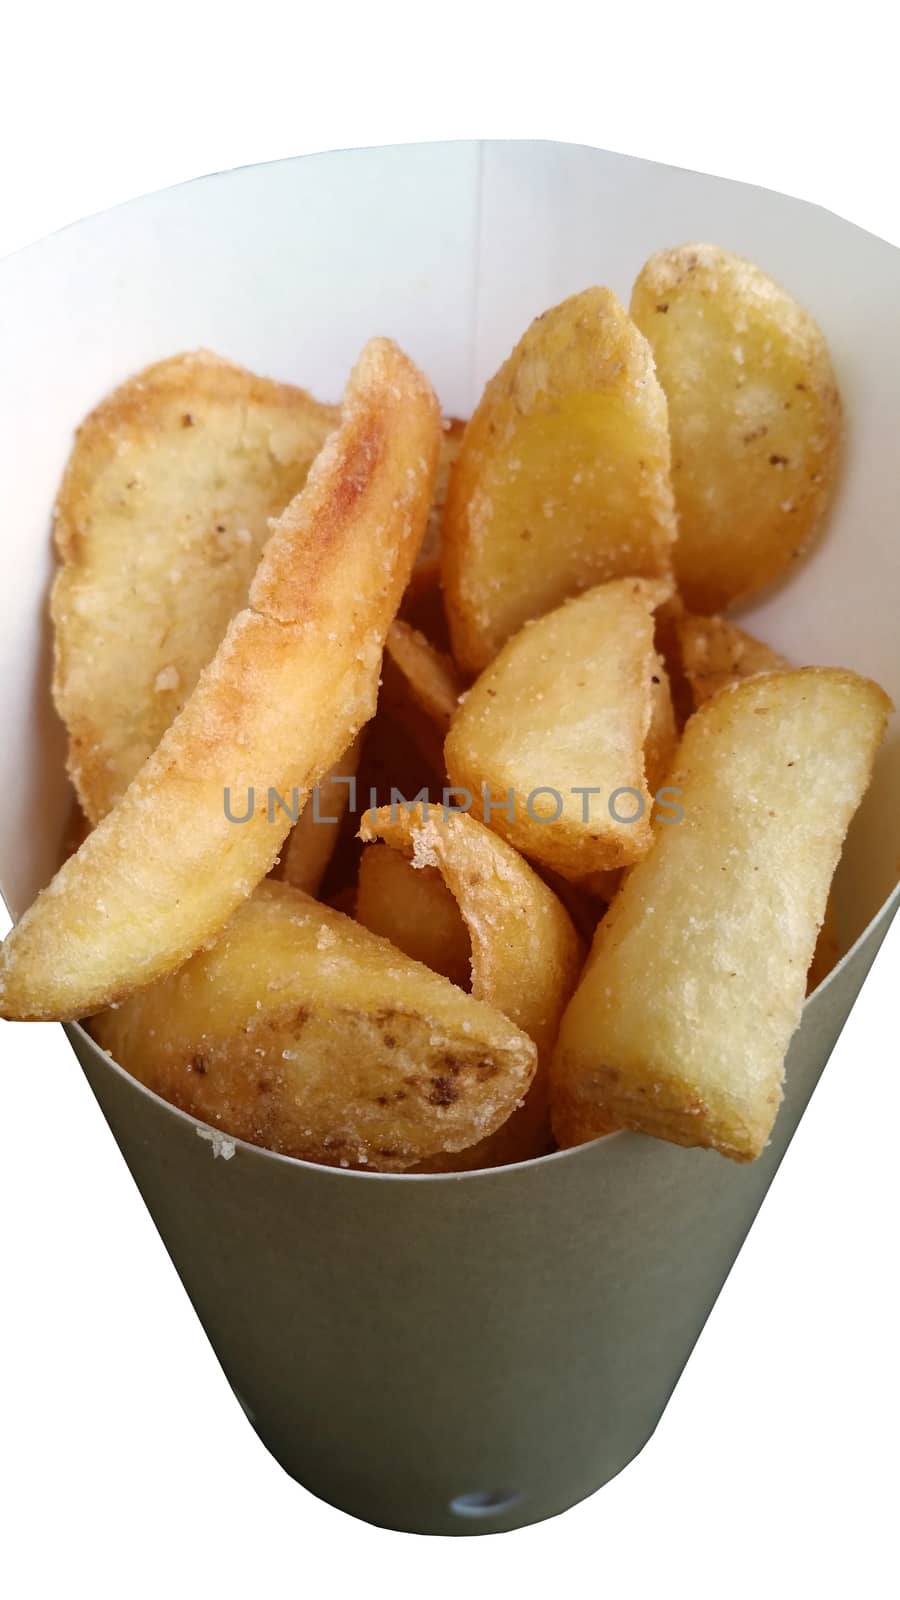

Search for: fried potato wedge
xmin=631 ymin=245 xmax=842 ymax=613
xmin=360 ymin=805 xmax=583 ymax=1057
xmin=380 ymin=618 xmax=463 ymax=773
xmin=384 ymin=620 xmax=463 ymax=734
xmin=89 ymin=882 xmax=536 ymax=1172
xmin=445 ymin=578 xmax=670 ymax=882
xmin=653 ymin=591 xmax=694 ymax=727
xmin=356 ymin=842 xmax=473 ymax=989
xmin=274 ymin=736 xmax=362 ymax=897
xmin=442 ymin=288 xmax=677 ymax=673
xmin=52 ymin=351 xmax=339 ymax=823
xmin=677 ymin=613 xmax=790 ymax=709
xmin=360 ymin=803 xmax=584 ymax=1167
xmin=406 ymin=416 xmax=466 ymax=599
xmin=551 ymin=669 xmax=892 ymax=1161
xmin=581 ymin=652 xmax=676 ymax=901
xmin=398 ymin=418 xmax=464 ymax=658
xmin=646 ymin=654 xmax=678 ymax=792
xmin=0 ymin=339 xmax=440 ymax=1021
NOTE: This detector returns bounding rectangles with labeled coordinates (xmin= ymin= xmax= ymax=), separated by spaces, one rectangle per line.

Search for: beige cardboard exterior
xmin=1 ymin=142 xmax=898 ymax=1532
xmin=64 ymin=910 xmax=894 ymax=1534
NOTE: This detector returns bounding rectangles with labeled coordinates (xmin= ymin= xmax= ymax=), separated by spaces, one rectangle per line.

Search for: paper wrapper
xmin=1 ymin=142 xmax=898 ymax=1534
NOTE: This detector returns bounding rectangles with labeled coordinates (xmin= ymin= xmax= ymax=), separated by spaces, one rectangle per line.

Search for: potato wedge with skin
xmin=360 ymin=804 xmax=583 ymax=1060
xmin=52 ymin=352 xmax=339 ymax=823
xmin=631 ymin=245 xmax=842 ymax=614
xmin=384 ymin=620 xmax=463 ymax=734
xmin=355 ymin=843 xmax=473 ymax=990
xmin=381 ymin=619 xmax=463 ymax=772
xmin=445 ymin=578 xmax=670 ymax=883
xmin=442 ymin=289 xmax=678 ymax=673
xmin=89 ymin=882 xmax=536 ymax=1172
xmin=0 ymin=339 xmax=441 ymax=1021
xmin=677 ymin=613 xmax=789 ymax=709
xmin=360 ymin=804 xmax=584 ymax=1168
xmin=551 ymin=669 xmax=892 ymax=1161
xmin=274 ymin=736 xmax=362 ymax=897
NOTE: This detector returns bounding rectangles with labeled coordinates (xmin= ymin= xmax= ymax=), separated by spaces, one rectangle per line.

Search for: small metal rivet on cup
xmin=449 ymin=1489 xmax=523 ymax=1519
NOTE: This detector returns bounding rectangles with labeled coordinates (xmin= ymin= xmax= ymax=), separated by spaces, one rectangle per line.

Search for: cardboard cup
xmin=1 ymin=142 xmax=898 ymax=1535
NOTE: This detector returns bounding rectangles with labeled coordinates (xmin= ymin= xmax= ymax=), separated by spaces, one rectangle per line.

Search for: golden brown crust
xmin=0 ymin=340 xmax=440 ymax=1021
xmin=52 ymin=351 xmax=339 ymax=822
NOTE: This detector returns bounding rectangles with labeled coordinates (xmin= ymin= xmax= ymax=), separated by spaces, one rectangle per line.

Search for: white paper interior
xmin=1 ymin=140 xmax=897 ymax=953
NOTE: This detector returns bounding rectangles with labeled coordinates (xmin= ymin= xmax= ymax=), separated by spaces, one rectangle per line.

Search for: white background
xmin=1 ymin=5 xmax=897 ymax=1595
